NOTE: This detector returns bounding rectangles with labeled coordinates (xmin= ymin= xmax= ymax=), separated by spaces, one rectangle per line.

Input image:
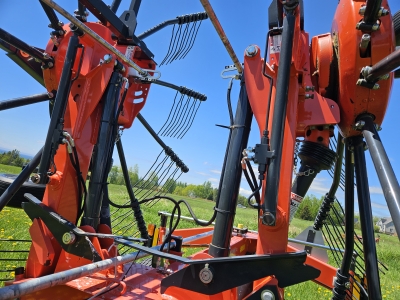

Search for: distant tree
xmin=212 ymin=188 xmax=219 ymax=202
xmin=128 ymin=165 xmax=139 ymax=185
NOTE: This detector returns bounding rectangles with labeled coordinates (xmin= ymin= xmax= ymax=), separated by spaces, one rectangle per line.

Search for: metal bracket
xmin=221 ymin=64 xmax=242 ymax=80
xmin=22 ymin=194 xmax=102 ymax=262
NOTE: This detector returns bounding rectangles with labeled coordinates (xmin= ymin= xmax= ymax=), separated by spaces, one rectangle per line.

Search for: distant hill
xmin=0 ymin=148 xmax=33 ymax=160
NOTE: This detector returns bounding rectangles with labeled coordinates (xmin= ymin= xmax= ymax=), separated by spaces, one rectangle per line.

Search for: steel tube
xmin=366 ymin=48 xmax=400 ymax=82
xmin=0 ymin=242 xmax=175 ymax=300
xmin=37 ymin=34 xmax=79 ymax=184
xmin=0 ymin=148 xmax=43 ymax=211
xmin=0 ymin=93 xmax=51 ymax=111
xmin=353 ymin=135 xmax=382 ymax=300
xmin=327 ymin=134 xmax=344 ymax=199
xmin=137 ymin=19 xmax=178 ymax=40
xmin=208 ymin=77 xmax=253 ymax=257
xmin=262 ymin=12 xmax=295 ymax=224
xmin=40 ymin=0 xmax=149 ymax=77
xmin=360 ymin=115 xmax=400 ymax=239
xmin=83 ymin=72 xmax=122 ymax=228
xmin=332 ymin=138 xmax=355 ymax=300
xmin=116 ymin=139 xmax=148 ymax=240
xmin=199 ymin=0 xmax=243 ymax=73
xmin=363 ymin=0 xmax=382 ymax=24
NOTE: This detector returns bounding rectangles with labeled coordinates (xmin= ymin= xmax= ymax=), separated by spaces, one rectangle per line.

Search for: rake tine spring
xmin=167 ymin=23 xmax=190 ymax=64
xmin=158 ymin=91 xmax=179 ymax=135
xmin=160 ymin=24 xmax=182 ymax=66
xmin=161 ymin=94 xmax=185 ymax=136
xmin=176 ymin=21 xmax=197 ymax=60
xmin=159 ymin=24 xmax=176 ymax=66
xmin=181 ymin=20 xmax=203 ymax=59
xmin=170 ymin=96 xmax=192 ymax=138
xmin=177 ymin=98 xmax=197 ymax=139
xmin=179 ymin=101 xmax=202 ymax=139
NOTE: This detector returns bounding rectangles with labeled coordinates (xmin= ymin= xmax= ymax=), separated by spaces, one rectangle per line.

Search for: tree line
xmin=0 ymin=149 xmax=30 ymax=167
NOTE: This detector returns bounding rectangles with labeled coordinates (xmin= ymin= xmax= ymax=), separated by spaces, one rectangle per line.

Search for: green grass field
xmin=1 ymin=163 xmax=399 ymax=299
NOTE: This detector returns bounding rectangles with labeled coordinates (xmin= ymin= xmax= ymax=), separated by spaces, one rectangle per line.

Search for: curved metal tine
xmin=168 ymin=23 xmax=190 ymax=63
xmin=159 ymin=24 xmax=176 ymax=66
xmin=160 ymin=94 xmax=185 ymax=136
xmin=179 ymin=101 xmax=202 ymax=138
xmin=162 ymin=168 xmax=179 ymax=193
xmin=167 ymin=23 xmax=190 ymax=64
xmin=177 ymin=98 xmax=197 ymax=138
xmin=170 ymin=96 xmax=192 ymax=137
xmin=158 ymin=91 xmax=179 ymax=135
xmin=181 ymin=20 xmax=203 ymax=59
xmin=132 ymin=150 xmax=164 ymax=189
xmin=148 ymin=171 xmax=183 ymax=209
xmin=177 ymin=21 xmax=197 ymax=60
xmin=140 ymin=161 xmax=174 ymax=200
xmin=138 ymin=158 xmax=171 ymax=200
xmin=166 ymin=96 xmax=191 ymax=137
xmin=135 ymin=157 xmax=168 ymax=200
xmin=160 ymin=24 xmax=182 ymax=66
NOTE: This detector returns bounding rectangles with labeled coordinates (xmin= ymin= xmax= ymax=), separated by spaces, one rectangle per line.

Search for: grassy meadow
xmin=1 ymin=163 xmax=400 ymax=299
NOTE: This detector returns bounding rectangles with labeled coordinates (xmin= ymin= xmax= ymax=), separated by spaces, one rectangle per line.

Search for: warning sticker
xmin=125 ymin=46 xmax=135 ymax=60
xmin=270 ymin=35 xmax=282 ymax=54
xmin=289 ymin=192 xmax=303 ymax=222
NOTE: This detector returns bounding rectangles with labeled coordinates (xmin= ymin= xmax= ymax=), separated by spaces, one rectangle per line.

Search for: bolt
xmin=43 ymin=52 xmax=51 ymax=60
xmin=47 ymin=92 xmax=54 ymax=98
xmin=359 ymin=5 xmax=366 ymax=15
xmin=354 ymin=120 xmax=365 ymax=130
xmin=103 ymin=54 xmax=113 ymax=63
xmin=261 ymin=212 xmax=275 ymax=226
xmin=305 ymin=94 xmax=314 ymax=99
xmin=378 ymin=7 xmax=390 ymax=17
xmin=363 ymin=142 xmax=369 ymax=151
xmin=375 ymin=124 xmax=382 ymax=131
xmin=245 ymin=45 xmax=258 ymax=57
xmin=261 ymin=289 xmax=275 ymax=300
xmin=373 ymin=83 xmax=380 ymax=90
xmin=345 ymin=281 xmax=351 ymax=289
xmin=58 ymin=21 xmax=64 ymax=27
xmin=372 ymin=23 xmax=380 ymax=31
xmin=47 ymin=62 xmax=54 ymax=68
xmin=305 ymin=86 xmax=315 ymax=92
xmin=379 ymin=74 xmax=390 ymax=80
xmin=62 ymin=232 xmax=76 ymax=245
xmin=31 ymin=174 xmax=41 ymax=184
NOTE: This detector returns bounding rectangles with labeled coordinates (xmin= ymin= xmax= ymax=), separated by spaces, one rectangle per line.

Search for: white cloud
xmin=369 ymin=186 xmax=383 ymax=195
xmin=210 ymin=169 xmax=221 ymax=175
xmin=203 ymin=161 xmax=209 ymax=165
xmin=208 ymin=177 xmax=219 ymax=183
xmin=196 ymin=172 xmax=208 ymax=176
xmin=239 ymin=187 xmax=252 ymax=196
xmin=308 ymin=178 xmax=331 ymax=196
xmin=371 ymin=202 xmax=387 ymax=209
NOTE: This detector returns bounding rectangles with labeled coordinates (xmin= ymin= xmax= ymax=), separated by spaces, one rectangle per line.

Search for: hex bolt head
xmin=103 ymin=54 xmax=113 ymax=63
xmin=261 ymin=289 xmax=275 ymax=300
xmin=261 ymin=212 xmax=275 ymax=226
xmin=62 ymin=232 xmax=76 ymax=245
xmin=31 ymin=174 xmax=41 ymax=184
xmin=305 ymin=93 xmax=314 ymax=99
xmin=305 ymin=86 xmax=315 ymax=92
xmin=354 ymin=120 xmax=365 ymax=130
xmin=245 ymin=45 xmax=258 ymax=57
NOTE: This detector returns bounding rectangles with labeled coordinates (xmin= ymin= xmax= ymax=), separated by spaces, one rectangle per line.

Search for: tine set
xmin=160 ymin=13 xmax=207 ymax=66
xmin=158 ymin=86 xmax=206 ymax=139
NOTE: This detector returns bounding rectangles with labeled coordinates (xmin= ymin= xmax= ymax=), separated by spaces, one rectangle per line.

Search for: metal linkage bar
xmin=199 ymin=0 xmax=243 ymax=73
xmin=359 ymin=114 xmax=400 ymax=239
xmin=262 ymin=11 xmax=296 ymax=226
xmin=37 ymin=34 xmax=80 ymax=184
xmin=41 ymin=0 xmax=151 ymax=77
xmin=365 ymin=48 xmax=400 ymax=82
xmin=0 ymin=148 xmax=43 ymax=211
xmin=116 ymin=139 xmax=148 ymax=240
xmin=0 ymin=28 xmax=53 ymax=69
xmin=0 ymin=242 xmax=176 ymax=300
xmin=0 ymin=93 xmax=53 ymax=111
xmin=209 ymin=77 xmax=253 ymax=257
xmin=136 ymin=113 xmax=189 ymax=173
xmin=141 ymin=79 xmax=207 ymax=101
xmin=137 ymin=12 xmax=208 ymax=40
xmin=39 ymin=0 xmax=64 ymax=32
xmin=363 ymin=0 xmax=383 ymax=24
xmin=332 ymin=138 xmax=355 ymax=300
xmin=353 ymin=135 xmax=382 ymax=300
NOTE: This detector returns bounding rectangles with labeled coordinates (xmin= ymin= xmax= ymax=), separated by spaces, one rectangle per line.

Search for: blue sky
xmin=0 ymin=0 xmax=399 ymax=218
